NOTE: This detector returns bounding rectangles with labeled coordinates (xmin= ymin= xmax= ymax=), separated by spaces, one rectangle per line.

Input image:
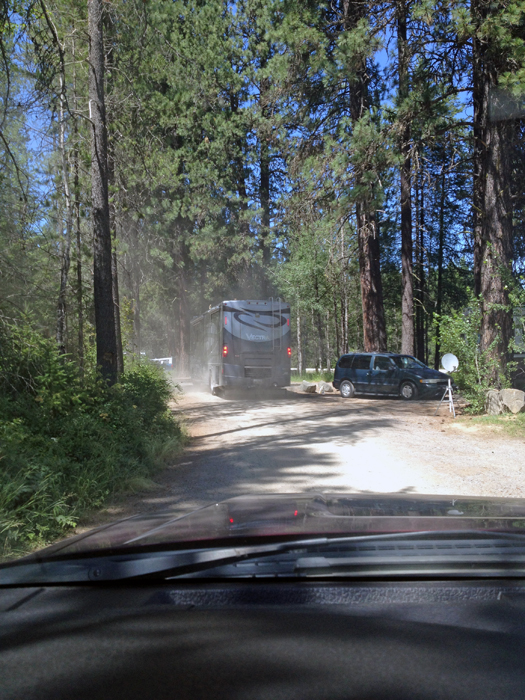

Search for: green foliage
xmin=438 ymin=299 xmax=506 ymax=413
xmin=0 ymin=320 xmax=183 ymax=558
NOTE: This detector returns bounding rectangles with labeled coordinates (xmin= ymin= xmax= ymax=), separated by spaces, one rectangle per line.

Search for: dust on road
xmin=81 ymin=384 xmax=525 ymax=529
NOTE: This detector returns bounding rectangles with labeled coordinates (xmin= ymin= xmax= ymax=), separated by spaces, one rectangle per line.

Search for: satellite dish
xmin=441 ymin=353 xmax=459 ymax=373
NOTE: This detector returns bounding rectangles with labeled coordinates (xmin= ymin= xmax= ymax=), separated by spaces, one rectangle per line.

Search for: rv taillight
xmin=287 ymin=347 xmax=291 ymax=357
xmin=223 ymin=345 xmax=228 ymax=357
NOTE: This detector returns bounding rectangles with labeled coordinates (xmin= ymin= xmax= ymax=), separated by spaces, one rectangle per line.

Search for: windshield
xmin=1 ymin=1 xmax=525 ymax=571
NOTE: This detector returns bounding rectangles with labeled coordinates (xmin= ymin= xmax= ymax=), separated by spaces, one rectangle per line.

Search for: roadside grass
xmin=291 ymin=371 xmax=334 ymax=383
xmin=457 ymin=413 xmax=525 ymax=439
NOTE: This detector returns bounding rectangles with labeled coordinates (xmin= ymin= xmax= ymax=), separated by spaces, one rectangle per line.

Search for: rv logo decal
xmin=248 ymin=333 xmax=269 ymax=341
xmin=233 ymin=309 xmax=287 ymax=333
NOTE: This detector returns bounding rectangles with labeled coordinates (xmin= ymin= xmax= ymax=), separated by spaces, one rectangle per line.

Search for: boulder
xmin=301 ymin=380 xmax=317 ymax=394
xmin=500 ymin=388 xmax=525 ymax=415
xmin=485 ymin=389 xmax=503 ymax=415
xmin=317 ymin=381 xmax=334 ymax=394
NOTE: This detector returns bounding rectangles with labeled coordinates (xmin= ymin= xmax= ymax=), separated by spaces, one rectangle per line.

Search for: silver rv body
xmin=190 ymin=300 xmax=291 ymax=391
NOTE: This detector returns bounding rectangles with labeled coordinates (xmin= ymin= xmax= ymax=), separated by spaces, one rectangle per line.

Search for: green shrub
xmin=0 ymin=319 xmax=183 ymax=558
xmin=438 ymin=299 xmax=505 ymax=413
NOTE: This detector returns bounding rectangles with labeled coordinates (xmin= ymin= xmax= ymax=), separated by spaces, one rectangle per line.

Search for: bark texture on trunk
xmin=333 ymin=291 xmax=341 ymax=359
xmin=415 ymin=170 xmax=426 ymax=363
xmin=105 ymin=10 xmax=124 ymax=374
xmin=434 ymin=170 xmax=446 ymax=370
xmin=88 ymin=0 xmax=118 ymax=383
xmin=111 ymin=245 xmax=123 ymax=373
xmin=357 ymin=207 xmax=387 ymax=352
xmin=108 ymin=145 xmax=123 ymax=373
xmin=480 ymin=115 xmax=513 ymax=377
xmin=339 ymin=227 xmax=348 ymax=355
xmin=398 ymin=4 xmax=414 ymax=356
xmin=75 ymin=151 xmax=83 ymax=376
xmin=472 ymin=21 xmax=485 ymax=299
xmin=72 ymin=40 xmax=83 ymax=376
xmin=472 ymin=0 xmax=513 ymax=383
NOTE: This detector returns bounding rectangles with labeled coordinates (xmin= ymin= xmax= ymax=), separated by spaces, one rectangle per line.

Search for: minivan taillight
xmin=223 ymin=345 xmax=228 ymax=357
xmin=287 ymin=347 xmax=291 ymax=357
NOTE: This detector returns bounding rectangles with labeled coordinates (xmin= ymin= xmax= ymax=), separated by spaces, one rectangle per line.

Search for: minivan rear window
xmin=338 ymin=355 xmax=353 ymax=368
xmin=352 ymin=355 xmax=372 ymax=370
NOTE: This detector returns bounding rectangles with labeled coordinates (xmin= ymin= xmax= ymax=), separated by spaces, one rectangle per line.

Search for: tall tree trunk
xmin=357 ymin=207 xmax=387 ymax=352
xmin=398 ymin=3 xmax=414 ymax=355
xmin=75 ymin=146 xmax=83 ymax=376
xmin=471 ymin=1 xmax=513 ymax=383
xmin=434 ymin=170 xmax=446 ymax=370
xmin=171 ymin=229 xmax=192 ymax=377
xmin=313 ymin=261 xmax=326 ymax=368
xmin=134 ymin=286 xmax=141 ymax=356
xmin=472 ymin=0 xmax=486 ymax=299
xmin=56 ymin=76 xmax=72 ymax=356
xmin=333 ymin=290 xmax=341 ymax=358
xmin=480 ymin=115 xmax=513 ymax=380
xmin=340 ymin=225 xmax=348 ymax=355
xmin=230 ymin=91 xmax=252 ymax=290
xmin=107 ymin=150 xmax=124 ymax=372
xmin=297 ymin=313 xmax=303 ymax=374
xmin=325 ymin=311 xmax=331 ymax=370
xmin=72 ymin=43 xmax=83 ymax=376
xmin=104 ymin=10 xmax=124 ymax=374
xmin=259 ymin=77 xmax=272 ymax=298
xmin=415 ymin=165 xmax=426 ymax=362
xmin=313 ymin=309 xmax=323 ymax=371
xmin=259 ymin=141 xmax=271 ymax=295
xmin=344 ymin=0 xmax=387 ymax=352
xmin=88 ymin=0 xmax=118 ymax=383
xmin=108 ymin=149 xmax=123 ymax=372
xmin=177 ymin=259 xmax=190 ymax=377
xmin=111 ymin=245 xmax=123 ymax=371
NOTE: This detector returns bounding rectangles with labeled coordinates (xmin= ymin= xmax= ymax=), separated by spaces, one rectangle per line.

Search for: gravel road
xmin=85 ymin=384 xmax=525 ymax=527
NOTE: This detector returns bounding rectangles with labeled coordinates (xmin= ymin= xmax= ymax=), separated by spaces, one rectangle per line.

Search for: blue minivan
xmin=333 ymin=352 xmax=453 ymax=400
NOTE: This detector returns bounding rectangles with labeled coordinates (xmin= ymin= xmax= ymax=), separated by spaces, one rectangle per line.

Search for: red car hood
xmin=21 ymin=492 xmax=525 ymax=561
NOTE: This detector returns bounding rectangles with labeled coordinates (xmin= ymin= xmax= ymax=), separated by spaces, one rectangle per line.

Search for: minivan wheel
xmin=400 ymin=381 xmax=417 ymax=401
xmin=339 ymin=380 xmax=355 ymax=399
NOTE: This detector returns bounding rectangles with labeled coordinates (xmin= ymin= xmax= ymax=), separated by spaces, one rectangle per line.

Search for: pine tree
xmin=88 ymin=0 xmax=118 ymax=383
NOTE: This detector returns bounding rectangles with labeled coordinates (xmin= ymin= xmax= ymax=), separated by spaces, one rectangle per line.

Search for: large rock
xmin=500 ymin=388 xmax=525 ymax=414
xmin=485 ymin=390 xmax=503 ymax=415
xmin=317 ymin=381 xmax=334 ymax=394
xmin=301 ymin=380 xmax=317 ymax=394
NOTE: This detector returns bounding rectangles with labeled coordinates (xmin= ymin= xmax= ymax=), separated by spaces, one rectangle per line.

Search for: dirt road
xmin=87 ymin=385 xmax=525 ymax=527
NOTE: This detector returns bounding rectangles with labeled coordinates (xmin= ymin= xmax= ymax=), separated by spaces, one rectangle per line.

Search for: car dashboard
xmin=2 ymin=579 xmax=525 ymax=699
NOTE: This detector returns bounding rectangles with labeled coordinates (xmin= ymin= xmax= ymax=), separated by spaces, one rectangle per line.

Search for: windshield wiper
xmin=3 ymin=531 xmax=525 ymax=585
